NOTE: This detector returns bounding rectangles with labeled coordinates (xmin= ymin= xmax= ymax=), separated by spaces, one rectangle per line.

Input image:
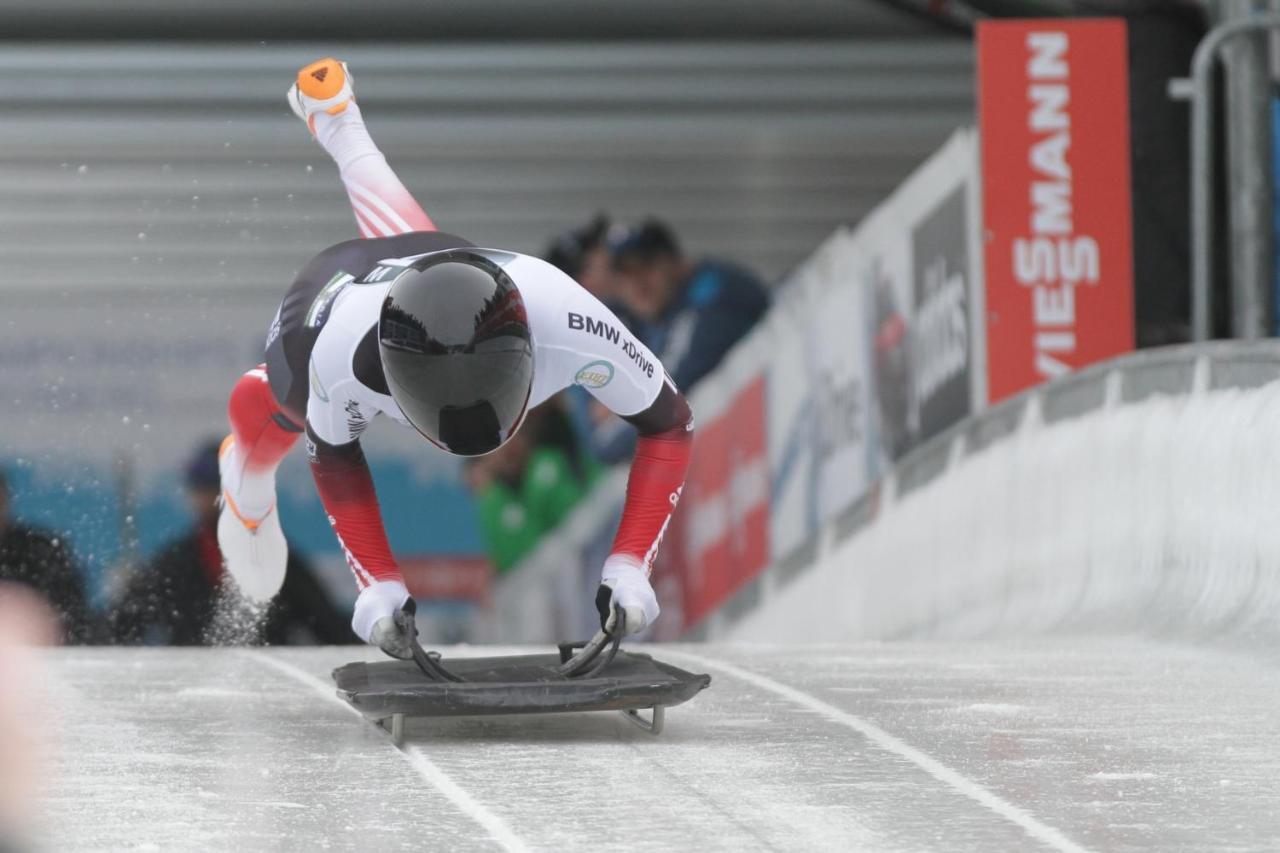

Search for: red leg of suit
xmin=224 ymin=366 xmax=300 ymax=517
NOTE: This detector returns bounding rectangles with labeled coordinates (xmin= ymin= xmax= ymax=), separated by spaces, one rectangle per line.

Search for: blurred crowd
xmin=0 ymin=215 xmax=769 ymax=646
xmin=0 ymin=447 xmax=351 ymax=648
xmin=466 ymin=214 xmax=769 ymax=573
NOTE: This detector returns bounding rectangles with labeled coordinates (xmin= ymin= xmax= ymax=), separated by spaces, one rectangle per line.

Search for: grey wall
xmin=0 ymin=41 xmax=974 ymax=296
xmin=0 ymin=1 xmax=955 ymax=40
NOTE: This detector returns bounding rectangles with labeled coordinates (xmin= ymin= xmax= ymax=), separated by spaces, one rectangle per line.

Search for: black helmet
xmin=378 ymin=250 xmax=534 ymax=456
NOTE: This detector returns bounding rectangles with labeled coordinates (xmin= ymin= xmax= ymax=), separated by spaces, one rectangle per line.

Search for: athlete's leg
xmin=293 ymin=58 xmax=436 ymax=237
xmin=222 ymin=365 xmax=301 ymax=523
xmin=217 ymin=366 xmax=298 ymax=601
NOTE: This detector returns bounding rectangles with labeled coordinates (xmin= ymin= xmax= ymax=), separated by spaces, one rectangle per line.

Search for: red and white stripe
xmin=349 ymin=181 xmax=416 ymax=234
xmin=330 ymin=518 xmax=376 ymax=589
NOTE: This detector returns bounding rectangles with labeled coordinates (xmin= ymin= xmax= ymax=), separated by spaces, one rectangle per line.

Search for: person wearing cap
xmin=0 ymin=469 xmax=91 ymax=644
xmin=107 ymin=439 xmax=351 ymax=646
xmin=577 ymin=218 xmax=770 ymax=464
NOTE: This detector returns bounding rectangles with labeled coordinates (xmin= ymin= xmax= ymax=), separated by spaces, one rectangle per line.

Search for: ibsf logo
xmin=574 ymin=360 xmax=614 ymax=389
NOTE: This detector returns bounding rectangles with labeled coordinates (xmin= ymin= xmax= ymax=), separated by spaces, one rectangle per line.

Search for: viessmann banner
xmin=978 ymin=19 xmax=1135 ymax=403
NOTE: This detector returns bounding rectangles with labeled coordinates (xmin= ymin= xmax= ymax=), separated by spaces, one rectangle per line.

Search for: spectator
xmin=0 ymin=469 xmax=92 ymax=644
xmin=465 ymin=412 xmax=587 ymax=573
xmin=578 ymin=218 xmax=771 ymax=463
xmin=107 ymin=439 xmax=352 ymax=646
xmin=545 ymin=213 xmax=625 ymax=307
xmin=545 ymin=215 xmax=631 ymax=479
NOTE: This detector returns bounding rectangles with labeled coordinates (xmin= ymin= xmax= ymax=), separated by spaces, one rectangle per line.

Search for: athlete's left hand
xmin=596 ymin=559 xmax=659 ymax=635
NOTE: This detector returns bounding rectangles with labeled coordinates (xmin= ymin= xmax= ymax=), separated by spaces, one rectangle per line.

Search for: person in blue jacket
xmin=575 ymin=218 xmax=770 ymax=464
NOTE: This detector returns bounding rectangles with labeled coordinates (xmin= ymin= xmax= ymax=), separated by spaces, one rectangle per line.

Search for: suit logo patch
xmin=309 ymin=357 xmax=329 ymax=402
xmin=574 ymin=360 xmax=615 ymax=389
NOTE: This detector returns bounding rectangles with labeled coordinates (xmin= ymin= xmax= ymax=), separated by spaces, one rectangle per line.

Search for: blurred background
xmin=0 ymin=0 xmax=975 ymax=641
xmin=1 ymin=0 xmax=1276 ymax=649
xmin=13 ymin=5 xmax=1280 ymax=850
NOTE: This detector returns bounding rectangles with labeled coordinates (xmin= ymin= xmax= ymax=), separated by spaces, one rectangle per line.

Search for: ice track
xmin=37 ymin=641 xmax=1280 ymax=852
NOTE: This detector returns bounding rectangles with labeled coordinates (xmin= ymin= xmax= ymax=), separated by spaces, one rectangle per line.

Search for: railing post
xmin=1186 ymin=15 xmax=1280 ymax=341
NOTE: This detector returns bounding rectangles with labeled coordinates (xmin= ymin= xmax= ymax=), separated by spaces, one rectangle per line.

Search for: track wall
xmin=726 ymin=342 xmax=1280 ymax=643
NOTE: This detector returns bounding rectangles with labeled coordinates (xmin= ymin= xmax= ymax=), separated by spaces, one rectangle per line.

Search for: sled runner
xmin=332 ymin=613 xmax=711 ymax=745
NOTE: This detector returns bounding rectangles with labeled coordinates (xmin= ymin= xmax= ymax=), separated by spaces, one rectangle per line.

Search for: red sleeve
xmin=609 ymin=385 xmax=694 ymax=572
xmin=306 ymin=427 xmax=401 ymax=589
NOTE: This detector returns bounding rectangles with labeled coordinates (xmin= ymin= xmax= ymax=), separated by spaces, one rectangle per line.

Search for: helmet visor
xmin=379 ymin=251 xmax=534 ymax=456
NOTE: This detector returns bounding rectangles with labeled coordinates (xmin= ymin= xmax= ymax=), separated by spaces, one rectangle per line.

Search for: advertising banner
xmin=500 ymin=128 xmax=987 ymax=641
xmin=767 ymin=131 xmax=977 ymax=558
xmin=659 ymin=374 xmax=770 ymax=633
xmin=767 ymin=230 xmax=875 ymax=558
xmin=806 ymin=251 xmax=877 ymax=521
xmin=857 ymin=130 xmax=977 ymax=463
xmin=911 ymin=186 xmax=972 ymax=442
xmin=978 ymin=19 xmax=1134 ymax=403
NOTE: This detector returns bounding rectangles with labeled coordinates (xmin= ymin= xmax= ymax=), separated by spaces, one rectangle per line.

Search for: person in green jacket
xmin=465 ymin=412 xmax=587 ymax=573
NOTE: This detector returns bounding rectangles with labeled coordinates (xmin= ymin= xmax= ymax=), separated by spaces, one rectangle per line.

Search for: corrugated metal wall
xmin=0 ymin=41 xmax=973 ymax=295
xmin=0 ymin=0 xmax=954 ymax=40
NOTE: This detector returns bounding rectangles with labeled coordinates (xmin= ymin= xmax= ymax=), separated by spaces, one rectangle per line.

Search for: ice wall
xmin=726 ymin=345 xmax=1280 ymax=644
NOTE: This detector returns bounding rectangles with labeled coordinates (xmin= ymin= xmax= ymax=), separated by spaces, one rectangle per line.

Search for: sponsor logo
xmin=909 ymin=185 xmax=971 ymax=444
xmin=574 ymin=360 xmax=615 ymax=389
xmin=568 ymin=311 xmax=620 ymax=343
xmin=567 ymin=312 xmax=655 ymax=378
xmin=814 ymin=367 xmax=864 ymax=461
xmin=978 ymin=21 xmax=1133 ymax=401
xmin=344 ymin=399 xmax=368 ymax=438
xmin=311 ymin=66 xmax=329 ymax=83
xmin=913 ymin=254 xmax=967 ymax=408
xmin=1012 ymin=31 xmax=1100 ymax=379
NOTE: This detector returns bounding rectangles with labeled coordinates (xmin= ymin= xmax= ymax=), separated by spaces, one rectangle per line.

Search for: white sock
xmin=220 ymin=444 xmax=277 ymax=522
xmin=312 ymin=103 xmax=386 ymax=178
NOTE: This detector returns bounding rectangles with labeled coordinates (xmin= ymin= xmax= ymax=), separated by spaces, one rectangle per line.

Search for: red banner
xmin=978 ymin=19 xmax=1134 ymax=403
xmin=654 ymin=375 xmax=770 ymax=635
xmin=401 ymin=556 xmax=492 ymax=604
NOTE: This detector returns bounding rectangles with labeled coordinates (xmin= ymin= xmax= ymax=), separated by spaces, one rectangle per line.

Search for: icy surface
xmin=32 ymin=640 xmax=1280 ymax=851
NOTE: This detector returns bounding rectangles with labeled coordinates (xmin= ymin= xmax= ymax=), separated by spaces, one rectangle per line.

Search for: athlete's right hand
xmin=352 ymin=579 xmax=415 ymax=659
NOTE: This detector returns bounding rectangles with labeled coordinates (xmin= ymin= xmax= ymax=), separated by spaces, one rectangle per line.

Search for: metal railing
xmin=1172 ymin=14 xmax=1280 ymax=342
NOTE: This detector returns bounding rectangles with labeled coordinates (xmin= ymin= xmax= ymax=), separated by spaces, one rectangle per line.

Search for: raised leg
xmin=293 ymin=58 xmax=437 ymax=238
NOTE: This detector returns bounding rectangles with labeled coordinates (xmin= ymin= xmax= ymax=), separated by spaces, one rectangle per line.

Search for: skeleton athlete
xmin=217 ymin=58 xmax=692 ymax=657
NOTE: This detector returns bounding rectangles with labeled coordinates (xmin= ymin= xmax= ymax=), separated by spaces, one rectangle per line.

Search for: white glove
xmin=351 ymin=579 xmax=414 ymax=659
xmin=597 ymin=558 xmax=659 ymax=635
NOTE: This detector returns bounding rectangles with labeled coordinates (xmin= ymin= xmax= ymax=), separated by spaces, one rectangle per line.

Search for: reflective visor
xmin=379 ymin=251 xmax=534 ymax=456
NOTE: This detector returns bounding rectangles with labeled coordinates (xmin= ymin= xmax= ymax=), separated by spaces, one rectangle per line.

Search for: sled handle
xmin=556 ymin=606 xmax=624 ymax=678
xmin=411 ymin=639 xmax=465 ymax=683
